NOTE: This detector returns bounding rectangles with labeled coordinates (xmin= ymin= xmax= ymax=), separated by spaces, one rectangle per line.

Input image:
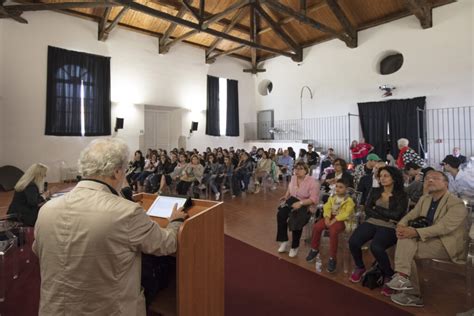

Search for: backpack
xmin=362 ymin=262 xmax=384 ymax=289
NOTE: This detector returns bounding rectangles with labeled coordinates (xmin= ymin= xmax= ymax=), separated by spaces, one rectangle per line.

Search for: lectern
xmin=134 ymin=193 xmax=224 ymax=316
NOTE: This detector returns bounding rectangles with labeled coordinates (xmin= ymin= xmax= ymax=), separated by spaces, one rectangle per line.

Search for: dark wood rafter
xmin=199 ymin=0 xmax=205 ymax=20
xmin=162 ymin=29 xmax=200 ymax=52
xmin=205 ymin=7 xmax=247 ymax=61
xmin=404 ymin=0 xmax=433 ymax=29
xmin=181 ymin=0 xmax=200 ymax=23
xmin=255 ymin=4 xmax=302 ymax=62
xmin=201 ymin=0 xmax=250 ymax=30
xmin=300 ymin=0 xmax=307 ymax=14
xmin=115 ymin=0 xmax=297 ymax=59
xmin=99 ymin=6 xmax=130 ymax=41
xmin=258 ymin=0 xmax=326 ymax=36
xmin=207 ymin=44 xmax=245 ymax=63
xmin=325 ymin=0 xmax=357 ymax=48
xmin=149 ymin=0 xmax=250 ymax=34
xmin=98 ymin=7 xmax=112 ymax=40
xmin=262 ymin=0 xmax=353 ymax=47
xmin=243 ymin=3 xmax=265 ymax=74
xmin=2 ymin=1 xmax=119 ymax=24
xmin=159 ymin=5 xmax=187 ymax=53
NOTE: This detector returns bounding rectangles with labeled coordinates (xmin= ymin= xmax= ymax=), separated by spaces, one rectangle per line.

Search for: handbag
xmin=408 ymin=216 xmax=431 ymax=228
xmin=362 ymin=262 xmax=384 ymax=290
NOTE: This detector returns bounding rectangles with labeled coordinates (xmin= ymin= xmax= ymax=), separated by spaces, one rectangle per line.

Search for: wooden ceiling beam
xmin=201 ymin=0 xmax=250 ymax=30
xmin=243 ymin=4 xmax=265 ymax=75
xmin=4 ymin=1 xmax=119 ymax=12
xmin=262 ymin=0 xmax=350 ymax=46
xmin=258 ymin=0 xmax=326 ymax=36
xmin=99 ymin=6 xmax=130 ymax=41
xmin=207 ymin=45 xmax=245 ymax=63
xmin=159 ymin=5 xmax=186 ymax=50
xmin=206 ymin=7 xmax=247 ymax=60
xmin=181 ymin=0 xmax=200 ymax=22
xmin=404 ymin=0 xmax=432 ymax=29
xmin=0 ymin=3 xmax=28 ymax=23
xmin=326 ymin=0 xmax=357 ymax=48
xmin=116 ymin=0 xmax=297 ymax=59
xmin=199 ymin=0 xmax=205 ymax=20
xmin=149 ymin=0 xmax=250 ymax=34
xmin=255 ymin=3 xmax=302 ymax=61
xmin=161 ymin=29 xmax=199 ymax=53
xmin=98 ymin=7 xmax=112 ymax=40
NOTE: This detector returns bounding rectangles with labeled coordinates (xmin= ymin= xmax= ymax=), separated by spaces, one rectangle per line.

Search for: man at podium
xmin=33 ymin=138 xmax=187 ymax=316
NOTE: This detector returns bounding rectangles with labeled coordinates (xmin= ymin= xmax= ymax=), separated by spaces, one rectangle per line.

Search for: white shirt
xmin=447 ymin=169 xmax=474 ymax=199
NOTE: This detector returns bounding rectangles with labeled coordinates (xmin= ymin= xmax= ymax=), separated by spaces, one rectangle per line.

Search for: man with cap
xmin=355 ymin=153 xmax=382 ymax=206
xmin=442 ymin=155 xmax=474 ymax=199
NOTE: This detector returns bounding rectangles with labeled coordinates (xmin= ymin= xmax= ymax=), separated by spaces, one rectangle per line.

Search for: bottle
xmin=315 ymin=254 xmax=322 ymax=273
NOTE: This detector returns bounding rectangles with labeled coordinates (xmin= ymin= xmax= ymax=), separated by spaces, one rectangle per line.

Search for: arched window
xmin=46 ymin=46 xmax=111 ymax=136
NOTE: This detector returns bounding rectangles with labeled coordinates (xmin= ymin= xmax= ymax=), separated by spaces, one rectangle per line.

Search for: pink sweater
xmin=288 ymin=175 xmax=320 ymax=204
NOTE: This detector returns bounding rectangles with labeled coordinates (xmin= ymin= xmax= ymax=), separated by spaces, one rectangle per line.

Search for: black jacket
xmin=365 ymin=188 xmax=408 ymax=223
xmin=7 ymin=182 xmax=45 ymax=226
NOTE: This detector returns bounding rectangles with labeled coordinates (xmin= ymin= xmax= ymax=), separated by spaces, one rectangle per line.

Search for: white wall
xmin=0 ymin=11 xmax=256 ymax=181
xmin=255 ymin=0 xmax=473 ymax=121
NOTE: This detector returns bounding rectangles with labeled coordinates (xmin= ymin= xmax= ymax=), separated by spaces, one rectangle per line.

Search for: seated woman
xmin=306 ymin=179 xmax=355 ymax=272
xmin=176 ymin=155 xmax=204 ymax=196
xmin=156 ymin=153 xmax=178 ymax=194
xmin=296 ymin=148 xmax=308 ymax=164
xmin=276 ymin=162 xmax=319 ymax=258
xmin=8 ymin=163 xmax=50 ymax=226
xmin=126 ymin=150 xmax=145 ymax=190
xmin=233 ymin=152 xmax=253 ymax=195
xmin=322 ymin=158 xmax=354 ymax=201
xmin=253 ymin=151 xmax=272 ymax=194
xmin=145 ymin=154 xmax=170 ymax=193
xmin=349 ymin=166 xmax=408 ymax=297
xmin=136 ymin=152 xmax=159 ymax=192
xmin=202 ymin=153 xmax=223 ymax=200
xmin=164 ymin=153 xmax=188 ymax=194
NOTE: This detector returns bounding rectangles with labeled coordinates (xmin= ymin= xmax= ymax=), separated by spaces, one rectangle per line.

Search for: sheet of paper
xmin=146 ymin=195 xmax=187 ymax=218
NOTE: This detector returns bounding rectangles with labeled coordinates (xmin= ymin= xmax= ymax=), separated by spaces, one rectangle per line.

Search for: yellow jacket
xmin=323 ymin=195 xmax=355 ymax=222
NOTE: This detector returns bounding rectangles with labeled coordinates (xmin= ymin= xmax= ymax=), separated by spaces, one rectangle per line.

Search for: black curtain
xmin=45 ymin=46 xmax=111 ymax=136
xmin=206 ymin=75 xmax=220 ymax=136
xmin=226 ymin=79 xmax=239 ymax=137
xmin=357 ymin=101 xmax=390 ymax=159
xmin=388 ymin=97 xmax=426 ymax=158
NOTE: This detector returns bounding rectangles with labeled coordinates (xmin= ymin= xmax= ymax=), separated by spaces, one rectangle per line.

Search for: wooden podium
xmin=134 ymin=193 xmax=224 ymax=316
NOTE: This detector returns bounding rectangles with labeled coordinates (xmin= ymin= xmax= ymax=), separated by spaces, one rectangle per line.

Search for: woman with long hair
xmin=8 ymin=163 xmax=49 ymax=226
xmin=349 ymin=166 xmax=408 ymax=296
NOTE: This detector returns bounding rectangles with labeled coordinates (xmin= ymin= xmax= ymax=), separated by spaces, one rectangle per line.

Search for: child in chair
xmin=306 ymin=179 xmax=355 ymax=273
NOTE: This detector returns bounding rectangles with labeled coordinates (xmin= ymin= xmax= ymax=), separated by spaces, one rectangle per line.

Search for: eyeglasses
xmin=424 ymin=176 xmax=445 ymax=181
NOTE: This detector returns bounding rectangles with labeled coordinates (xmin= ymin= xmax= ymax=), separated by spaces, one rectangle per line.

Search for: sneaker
xmin=327 ymin=258 xmax=337 ymax=273
xmin=386 ymin=273 xmax=414 ymax=291
xmin=278 ymin=241 xmax=289 ymax=253
xmin=198 ymin=184 xmax=207 ymax=190
xmin=254 ymin=184 xmax=261 ymax=194
xmin=270 ymin=185 xmax=277 ymax=191
xmin=349 ymin=267 xmax=366 ymax=283
xmin=305 ymin=249 xmax=319 ymax=263
xmin=215 ymin=192 xmax=220 ymax=201
xmin=380 ymin=284 xmax=395 ymax=297
xmin=289 ymin=248 xmax=299 ymax=258
xmin=391 ymin=293 xmax=424 ymax=307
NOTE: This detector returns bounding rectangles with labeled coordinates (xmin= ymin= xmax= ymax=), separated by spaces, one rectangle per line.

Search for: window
xmin=206 ymin=75 xmax=239 ymax=137
xmin=45 ymin=46 xmax=111 ymax=136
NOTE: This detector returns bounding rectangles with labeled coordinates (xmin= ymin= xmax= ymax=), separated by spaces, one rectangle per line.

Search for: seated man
xmin=386 ymin=170 xmax=468 ymax=307
xmin=442 ymin=154 xmax=474 ymax=200
xmin=306 ymin=144 xmax=320 ymax=176
xmin=277 ymin=149 xmax=294 ymax=179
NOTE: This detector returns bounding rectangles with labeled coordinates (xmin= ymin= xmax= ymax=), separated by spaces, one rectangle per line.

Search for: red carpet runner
xmin=224 ymin=235 xmax=412 ymax=316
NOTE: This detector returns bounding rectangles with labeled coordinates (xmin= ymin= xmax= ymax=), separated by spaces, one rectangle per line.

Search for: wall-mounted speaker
xmin=190 ymin=121 xmax=198 ymax=133
xmin=115 ymin=117 xmax=124 ymax=132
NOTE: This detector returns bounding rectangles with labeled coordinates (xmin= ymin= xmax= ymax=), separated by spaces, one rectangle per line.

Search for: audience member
xmin=253 ymin=151 xmax=273 ymax=194
xmin=442 ymin=154 xmax=474 ymax=199
xmin=176 ymin=154 xmax=204 ymax=196
xmin=8 ymin=163 xmax=50 ymax=226
xmin=350 ymin=140 xmax=363 ymax=166
xmin=306 ymin=179 xmax=355 ymax=272
xmin=288 ymin=147 xmax=296 ymax=160
xmin=323 ymin=158 xmax=354 ymax=197
xmin=126 ymin=150 xmax=145 ymax=190
xmin=276 ymin=162 xmax=319 ymax=258
xmin=349 ymin=166 xmax=408 ymax=297
xmin=387 ymin=170 xmax=468 ymax=308
xmin=306 ymin=144 xmax=320 ymax=175
xmin=354 ymin=153 xmax=381 ymax=187
xmin=233 ymin=152 xmax=253 ymax=195
xmin=452 ymin=147 xmax=467 ymax=164
xmin=396 ymin=138 xmax=423 ymax=169
xmin=358 ymin=138 xmax=374 ymax=163
xmin=33 ymin=138 xmax=187 ymax=315
xmin=297 ymin=148 xmax=308 ymax=164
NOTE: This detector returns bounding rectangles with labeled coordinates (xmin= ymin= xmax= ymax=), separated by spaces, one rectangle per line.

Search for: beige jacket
xmin=399 ymin=191 xmax=468 ymax=264
xmin=33 ymin=180 xmax=182 ymax=316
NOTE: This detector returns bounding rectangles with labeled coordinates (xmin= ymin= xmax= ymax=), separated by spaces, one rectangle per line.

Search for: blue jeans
xmin=348 ymin=222 xmax=397 ymax=277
